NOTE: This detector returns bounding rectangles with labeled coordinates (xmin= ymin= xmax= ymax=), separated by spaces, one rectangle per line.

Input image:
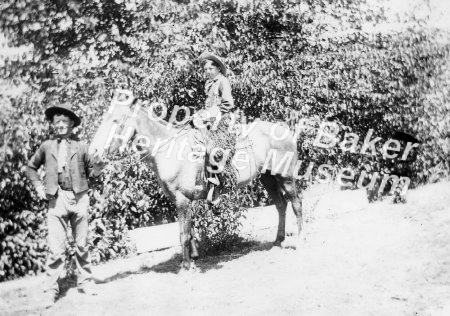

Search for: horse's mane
xmin=158 ymin=117 xmax=191 ymax=130
xmin=136 ymin=101 xmax=261 ymax=135
xmin=137 ymin=105 xmax=191 ymax=131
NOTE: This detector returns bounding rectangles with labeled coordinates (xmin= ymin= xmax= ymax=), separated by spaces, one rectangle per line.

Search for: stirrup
xmin=207 ymin=177 xmax=220 ymax=186
xmin=207 ymin=185 xmax=215 ymax=202
xmin=211 ymin=196 xmax=220 ymax=206
xmin=207 ymin=185 xmax=221 ymax=206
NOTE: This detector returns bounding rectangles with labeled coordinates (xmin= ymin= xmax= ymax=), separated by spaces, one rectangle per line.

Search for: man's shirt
xmin=205 ymin=73 xmax=235 ymax=115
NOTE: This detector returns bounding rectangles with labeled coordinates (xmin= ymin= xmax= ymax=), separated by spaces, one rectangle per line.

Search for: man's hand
xmin=92 ymin=151 xmax=106 ymax=177
xmin=36 ymin=186 xmax=47 ymax=201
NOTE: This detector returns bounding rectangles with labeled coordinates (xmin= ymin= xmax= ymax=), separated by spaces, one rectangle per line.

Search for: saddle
xmin=191 ymin=123 xmax=254 ymax=204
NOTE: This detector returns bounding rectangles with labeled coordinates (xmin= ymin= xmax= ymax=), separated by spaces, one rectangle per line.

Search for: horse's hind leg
xmin=260 ymin=172 xmax=288 ymax=246
xmin=277 ymin=175 xmax=303 ymax=237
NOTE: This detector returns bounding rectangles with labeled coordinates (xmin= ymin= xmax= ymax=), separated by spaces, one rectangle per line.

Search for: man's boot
xmin=41 ymin=289 xmax=58 ymax=309
xmin=78 ymin=280 xmax=98 ymax=296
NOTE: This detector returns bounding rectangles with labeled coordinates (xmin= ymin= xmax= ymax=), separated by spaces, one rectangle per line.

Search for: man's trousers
xmin=45 ymin=189 xmax=92 ymax=292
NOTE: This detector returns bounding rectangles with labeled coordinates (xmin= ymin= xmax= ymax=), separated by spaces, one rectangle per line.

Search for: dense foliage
xmin=1 ymin=0 xmax=449 ymax=280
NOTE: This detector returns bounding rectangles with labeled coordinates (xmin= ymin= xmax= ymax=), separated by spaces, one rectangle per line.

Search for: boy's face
xmin=203 ymin=60 xmax=220 ymax=80
xmin=52 ymin=114 xmax=74 ymax=137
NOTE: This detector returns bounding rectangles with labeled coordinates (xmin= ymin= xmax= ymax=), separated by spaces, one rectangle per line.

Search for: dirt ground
xmin=1 ymin=181 xmax=449 ymax=316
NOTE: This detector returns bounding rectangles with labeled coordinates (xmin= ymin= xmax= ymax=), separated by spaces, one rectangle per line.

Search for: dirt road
xmin=1 ymin=181 xmax=449 ymax=316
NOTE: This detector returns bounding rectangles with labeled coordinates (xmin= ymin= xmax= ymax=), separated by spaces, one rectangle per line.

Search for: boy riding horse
xmin=198 ymin=52 xmax=238 ymax=204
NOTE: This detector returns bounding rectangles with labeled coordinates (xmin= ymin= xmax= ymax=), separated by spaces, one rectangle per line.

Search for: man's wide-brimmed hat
xmin=199 ymin=52 xmax=227 ymax=75
xmin=45 ymin=103 xmax=81 ymax=127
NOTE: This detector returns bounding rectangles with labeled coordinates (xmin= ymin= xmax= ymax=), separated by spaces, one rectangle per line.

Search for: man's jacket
xmin=27 ymin=138 xmax=97 ymax=195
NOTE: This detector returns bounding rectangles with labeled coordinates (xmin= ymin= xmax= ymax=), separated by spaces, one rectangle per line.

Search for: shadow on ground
xmin=57 ymin=273 xmax=78 ymax=299
xmin=0 ymin=238 xmax=294 ymax=315
xmin=100 ymin=239 xmax=277 ymax=283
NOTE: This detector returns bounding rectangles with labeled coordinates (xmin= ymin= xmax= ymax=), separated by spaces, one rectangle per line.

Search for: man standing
xmin=27 ymin=103 xmax=105 ymax=307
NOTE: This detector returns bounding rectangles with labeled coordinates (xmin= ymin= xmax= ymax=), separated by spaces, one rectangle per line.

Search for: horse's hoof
xmin=189 ymin=264 xmax=199 ymax=273
xmin=273 ymin=240 xmax=283 ymax=247
xmin=293 ymin=234 xmax=308 ymax=250
xmin=179 ymin=262 xmax=198 ymax=274
xmin=281 ymin=237 xmax=299 ymax=250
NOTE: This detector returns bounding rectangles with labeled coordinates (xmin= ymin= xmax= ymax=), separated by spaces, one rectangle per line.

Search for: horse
xmin=89 ymin=90 xmax=303 ymax=270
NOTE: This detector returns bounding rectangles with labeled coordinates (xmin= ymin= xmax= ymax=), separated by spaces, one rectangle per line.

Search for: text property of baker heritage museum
xmin=100 ymin=89 xmax=417 ymax=195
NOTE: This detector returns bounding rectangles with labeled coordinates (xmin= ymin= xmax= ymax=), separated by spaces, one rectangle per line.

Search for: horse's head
xmin=89 ymin=89 xmax=138 ymax=158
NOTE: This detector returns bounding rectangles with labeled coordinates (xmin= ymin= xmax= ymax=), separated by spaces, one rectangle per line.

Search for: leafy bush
xmin=0 ymin=115 xmax=48 ymax=281
xmin=88 ymin=151 xmax=178 ymax=264
xmin=192 ymin=190 xmax=247 ymax=255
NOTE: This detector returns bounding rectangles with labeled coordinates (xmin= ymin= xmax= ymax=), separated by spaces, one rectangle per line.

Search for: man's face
xmin=53 ymin=114 xmax=74 ymax=137
xmin=203 ymin=61 xmax=220 ymax=80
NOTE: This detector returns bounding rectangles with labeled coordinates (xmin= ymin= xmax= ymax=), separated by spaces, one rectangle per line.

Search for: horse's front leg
xmin=177 ymin=196 xmax=196 ymax=270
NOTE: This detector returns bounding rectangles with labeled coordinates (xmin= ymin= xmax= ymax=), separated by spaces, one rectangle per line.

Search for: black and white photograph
xmin=0 ymin=0 xmax=449 ymax=315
